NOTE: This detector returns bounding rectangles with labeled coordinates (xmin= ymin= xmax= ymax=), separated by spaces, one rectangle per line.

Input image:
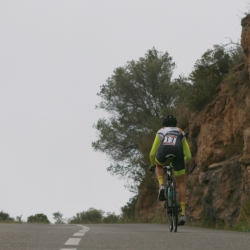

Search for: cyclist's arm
xmin=182 ymin=137 xmax=192 ymax=164
xmin=149 ymin=133 xmax=161 ymax=166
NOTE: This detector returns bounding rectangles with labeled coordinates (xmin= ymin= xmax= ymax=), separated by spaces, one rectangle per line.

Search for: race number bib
xmin=163 ymin=135 xmax=177 ymax=145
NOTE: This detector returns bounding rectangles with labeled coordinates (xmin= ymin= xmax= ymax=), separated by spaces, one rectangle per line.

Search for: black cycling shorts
xmin=156 ymin=144 xmax=185 ymax=176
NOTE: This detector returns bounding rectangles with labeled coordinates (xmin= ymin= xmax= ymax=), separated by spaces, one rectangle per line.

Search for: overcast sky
xmin=0 ymin=0 xmax=248 ymax=222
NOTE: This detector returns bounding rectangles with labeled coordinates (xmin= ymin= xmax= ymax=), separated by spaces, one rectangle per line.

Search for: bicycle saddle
xmin=165 ymin=154 xmax=176 ymax=159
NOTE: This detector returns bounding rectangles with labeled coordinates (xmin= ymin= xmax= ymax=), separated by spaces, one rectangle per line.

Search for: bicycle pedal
xmin=178 ymin=221 xmax=185 ymax=226
xmin=159 ymin=197 xmax=167 ymax=201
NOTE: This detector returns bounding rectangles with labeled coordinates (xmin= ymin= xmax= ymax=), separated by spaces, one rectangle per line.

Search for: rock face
xmin=186 ymin=15 xmax=250 ymax=227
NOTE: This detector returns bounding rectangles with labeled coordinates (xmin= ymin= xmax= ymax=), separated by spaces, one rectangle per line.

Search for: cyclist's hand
xmin=149 ymin=165 xmax=156 ymax=173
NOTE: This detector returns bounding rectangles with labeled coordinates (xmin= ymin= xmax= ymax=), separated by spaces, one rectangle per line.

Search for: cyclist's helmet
xmin=162 ymin=115 xmax=177 ymax=127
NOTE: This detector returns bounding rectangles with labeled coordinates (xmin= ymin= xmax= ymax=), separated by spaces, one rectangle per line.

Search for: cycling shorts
xmin=155 ymin=144 xmax=185 ymax=176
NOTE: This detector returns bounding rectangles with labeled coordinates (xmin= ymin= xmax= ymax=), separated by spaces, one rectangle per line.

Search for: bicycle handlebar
xmin=149 ymin=165 xmax=155 ymax=176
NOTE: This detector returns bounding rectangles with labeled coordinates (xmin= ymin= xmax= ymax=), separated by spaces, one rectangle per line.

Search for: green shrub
xmin=103 ymin=212 xmax=120 ymax=223
xmin=188 ymin=45 xmax=232 ymax=111
xmin=0 ymin=211 xmax=10 ymax=221
xmin=0 ymin=211 xmax=14 ymax=223
xmin=232 ymin=199 xmax=250 ymax=232
xmin=229 ymin=44 xmax=244 ymax=67
xmin=27 ymin=213 xmax=50 ymax=224
xmin=185 ymin=44 xmax=245 ymax=112
xmin=69 ymin=208 xmax=104 ymax=224
xmin=120 ymin=196 xmax=138 ymax=223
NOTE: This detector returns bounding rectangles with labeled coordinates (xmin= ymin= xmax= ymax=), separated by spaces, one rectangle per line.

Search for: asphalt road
xmin=0 ymin=223 xmax=249 ymax=250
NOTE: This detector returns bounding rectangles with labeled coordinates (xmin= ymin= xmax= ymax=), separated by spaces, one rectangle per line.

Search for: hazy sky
xmin=0 ymin=0 xmax=248 ymax=222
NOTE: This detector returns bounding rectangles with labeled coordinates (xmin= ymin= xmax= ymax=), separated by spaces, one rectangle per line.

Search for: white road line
xmin=64 ymin=238 xmax=81 ymax=245
xmin=60 ymin=249 xmax=77 ymax=250
xmin=60 ymin=225 xmax=90 ymax=249
xmin=78 ymin=225 xmax=90 ymax=233
xmin=73 ymin=232 xmax=85 ymax=237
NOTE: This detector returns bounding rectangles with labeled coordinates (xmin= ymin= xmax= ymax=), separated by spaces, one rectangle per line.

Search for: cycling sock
xmin=180 ymin=202 xmax=186 ymax=215
xmin=157 ymin=176 xmax=164 ymax=186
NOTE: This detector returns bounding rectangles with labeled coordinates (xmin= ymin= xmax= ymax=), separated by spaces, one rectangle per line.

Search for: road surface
xmin=0 ymin=223 xmax=249 ymax=249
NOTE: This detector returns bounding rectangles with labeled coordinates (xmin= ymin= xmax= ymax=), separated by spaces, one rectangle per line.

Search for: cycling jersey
xmin=149 ymin=127 xmax=192 ymax=176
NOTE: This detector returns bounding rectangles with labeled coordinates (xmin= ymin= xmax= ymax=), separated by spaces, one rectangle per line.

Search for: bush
xmin=233 ymin=199 xmax=250 ymax=232
xmin=103 ymin=212 xmax=120 ymax=223
xmin=27 ymin=213 xmax=50 ymax=224
xmin=69 ymin=208 xmax=104 ymax=224
xmin=120 ymin=196 xmax=138 ymax=223
xmin=229 ymin=44 xmax=244 ymax=67
xmin=0 ymin=211 xmax=14 ymax=223
xmin=0 ymin=211 xmax=10 ymax=221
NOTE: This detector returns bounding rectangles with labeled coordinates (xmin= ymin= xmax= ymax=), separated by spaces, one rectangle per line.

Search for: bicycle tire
xmin=172 ymin=181 xmax=178 ymax=232
xmin=166 ymin=184 xmax=173 ymax=232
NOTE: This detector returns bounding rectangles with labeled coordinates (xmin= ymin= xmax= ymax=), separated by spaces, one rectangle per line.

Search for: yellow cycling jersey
xmin=149 ymin=127 xmax=192 ymax=166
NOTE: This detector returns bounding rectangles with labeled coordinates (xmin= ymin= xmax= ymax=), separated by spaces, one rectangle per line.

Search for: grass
xmin=233 ymin=200 xmax=250 ymax=232
xmin=187 ymin=199 xmax=250 ymax=232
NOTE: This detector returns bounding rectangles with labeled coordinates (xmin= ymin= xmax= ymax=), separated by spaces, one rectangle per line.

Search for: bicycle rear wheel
xmin=166 ymin=185 xmax=173 ymax=231
xmin=171 ymin=181 xmax=178 ymax=232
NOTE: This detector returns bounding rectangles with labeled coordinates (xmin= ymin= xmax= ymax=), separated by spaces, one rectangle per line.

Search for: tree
xmin=171 ymin=75 xmax=192 ymax=128
xmin=15 ymin=215 xmax=23 ymax=223
xmin=92 ymin=44 xmax=246 ymax=222
xmin=92 ymin=48 xmax=176 ymax=184
xmin=53 ymin=211 xmax=64 ymax=224
xmin=0 ymin=211 xmax=14 ymax=222
xmin=187 ymin=45 xmax=232 ymax=111
xmin=0 ymin=211 xmax=10 ymax=221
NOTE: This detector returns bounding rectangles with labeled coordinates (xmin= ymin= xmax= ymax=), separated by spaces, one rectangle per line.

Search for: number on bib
xmin=163 ymin=135 xmax=177 ymax=145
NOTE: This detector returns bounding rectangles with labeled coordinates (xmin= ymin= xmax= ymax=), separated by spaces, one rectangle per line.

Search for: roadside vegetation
xmin=69 ymin=208 xmax=122 ymax=224
xmin=0 ymin=209 xmax=122 ymax=224
xmin=1 ymin=202 xmax=249 ymax=230
xmin=27 ymin=213 xmax=50 ymax=224
xmin=93 ymin=44 xmax=244 ymax=181
xmin=233 ymin=199 xmax=250 ymax=232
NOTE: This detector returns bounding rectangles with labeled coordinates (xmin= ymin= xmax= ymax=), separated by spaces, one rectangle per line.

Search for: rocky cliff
xmin=186 ymin=14 xmax=250 ymax=228
xmin=136 ymin=15 xmax=250 ymax=228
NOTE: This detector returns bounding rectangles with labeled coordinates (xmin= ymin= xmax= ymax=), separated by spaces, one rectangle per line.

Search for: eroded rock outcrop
xmin=186 ymin=15 xmax=250 ymax=227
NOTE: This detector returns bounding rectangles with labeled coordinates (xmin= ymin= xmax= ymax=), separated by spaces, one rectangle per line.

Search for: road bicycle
xmin=149 ymin=154 xmax=181 ymax=232
xmin=163 ymin=154 xmax=181 ymax=232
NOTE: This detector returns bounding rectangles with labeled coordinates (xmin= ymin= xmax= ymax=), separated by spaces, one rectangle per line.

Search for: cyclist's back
xmin=156 ymin=127 xmax=185 ymax=171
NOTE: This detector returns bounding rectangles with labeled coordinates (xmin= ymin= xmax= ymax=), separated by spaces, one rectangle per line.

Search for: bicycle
xmin=149 ymin=154 xmax=181 ymax=232
xmin=163 ymin=154 xmax=181 ymax=232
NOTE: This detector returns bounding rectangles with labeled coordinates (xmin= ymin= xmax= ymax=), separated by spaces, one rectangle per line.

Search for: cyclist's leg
xmin=155 ymin=162 xmax=164 ymax=185
xmin=155 ymin=146 xmax=167 ymax=187
xmin=175 ymin=174 xmax=186 ymax=206
xmin=175 ymin=174 xmax=186 ymax=224
xmin=173 ymin=151 xmax=186 ymax=223
xmin=155 ymin=162 xmax=165 ymax=201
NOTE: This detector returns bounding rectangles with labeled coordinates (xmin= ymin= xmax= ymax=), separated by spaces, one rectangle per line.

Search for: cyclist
xmin=149 ymin=115 xmax=192 ymax=224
